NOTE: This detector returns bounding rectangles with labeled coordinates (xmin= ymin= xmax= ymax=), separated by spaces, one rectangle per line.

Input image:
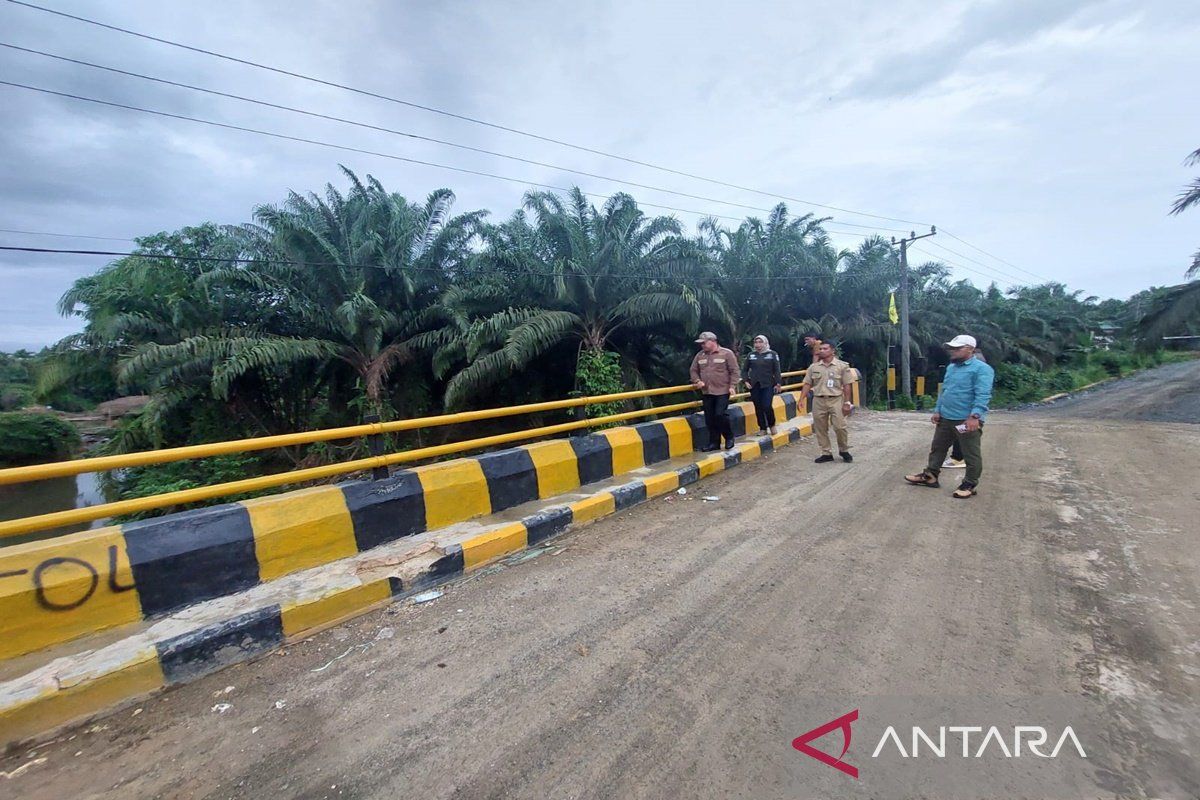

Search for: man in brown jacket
xmin=689 ymin=331 xmax=741 ymax=451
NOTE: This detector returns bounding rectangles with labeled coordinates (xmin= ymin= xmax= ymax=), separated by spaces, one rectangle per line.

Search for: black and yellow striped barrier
xmin=0 ymin=415 xmax=813 ymax=745
xmin=0 ymin=393 xmax=806 ymax=663
xmin=0 ymin=375 xmax=814 ymax=539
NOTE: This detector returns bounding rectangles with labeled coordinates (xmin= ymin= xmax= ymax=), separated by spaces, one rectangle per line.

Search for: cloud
xmin=1 ymin=0 xmax=1200 ymax=350
xmin=836 ymin=0 xmax=1097 ymax=100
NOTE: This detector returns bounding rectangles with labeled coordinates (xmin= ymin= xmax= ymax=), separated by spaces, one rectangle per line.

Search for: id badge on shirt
xmin=826 ymin=377 xmax=835 ymax=389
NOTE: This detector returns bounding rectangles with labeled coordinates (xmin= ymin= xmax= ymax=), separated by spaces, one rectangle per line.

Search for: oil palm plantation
xmin=45 ymin=224 xmax=314 ymax=446
xmin=1138 ymin=147 xmax=1200 ymax=341
xmin=40 ymin=165 xmax=1177 ymax=470
xmin=123 ymin=168 xmax=485 ymax=427
xmin=440 ymin=189 xmax=722 ymax=408
xmin=697 ymin=205 xmax=833 ymax=367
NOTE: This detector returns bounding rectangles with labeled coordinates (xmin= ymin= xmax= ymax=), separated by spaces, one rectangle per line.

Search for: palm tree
xmin=1137 ymin=147 xmax=1200 ymax=342
xmin=46 ymin=224 xmax=328 ymax=445
xmin=813 ymin=236 xmax=901 ymax=376
xmin=698 ymin=204 xmax=832 ymax=366
xmin=124 ymin=168 xmax=484 ymax=423
xmin=1136 ymin=280 xmax=1200 ymax=343
xmin=440 ymin=188 xmax=719 ymax=408
xmin=1171 ymin=148 xmax=1200 ymax=218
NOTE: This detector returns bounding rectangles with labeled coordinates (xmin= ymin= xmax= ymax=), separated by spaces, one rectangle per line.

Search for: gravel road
xmin=1031 ymin=357 xmax=1200 ymax=423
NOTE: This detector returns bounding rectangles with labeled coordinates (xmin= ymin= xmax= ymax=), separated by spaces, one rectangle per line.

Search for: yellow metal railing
xmin=0 ymin=371 xmax=808 ymax=487
xmin=0 ymin=372 xmax=809 ymax=538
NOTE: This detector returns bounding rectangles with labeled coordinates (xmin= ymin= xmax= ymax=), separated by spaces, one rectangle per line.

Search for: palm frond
xmin=1136 ymin=280 xmax=1200 ymax=341
xmin=1171 ymin=178 xmax=1200 ymax=216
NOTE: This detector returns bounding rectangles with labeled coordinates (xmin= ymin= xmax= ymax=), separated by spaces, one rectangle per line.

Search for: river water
xmin=0 ymin=472 xmax=108 ymax=546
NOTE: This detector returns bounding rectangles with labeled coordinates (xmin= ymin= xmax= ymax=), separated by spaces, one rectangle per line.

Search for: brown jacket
xmin=690 ymin=347 xmax=741 ymax=395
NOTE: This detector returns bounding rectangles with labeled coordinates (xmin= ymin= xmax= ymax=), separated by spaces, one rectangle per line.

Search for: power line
xmin=0 ymin=80 xmax=892 ymax=242
xmin=912 ymin=244 xmax=1027 ymax=287
xmin=0 ymin=243 xmax=898 ymax=283
xmin=939 ymin=229 xmax=1049 ymax=282
xmin=908 ymin=243 xmax=1005 ymax=284
xmin=908 ymin=242 xmax=1025 ymax=286
xmin=0 ymin=221 xmax=884 ymax=247
xmin=922 ymin=237 xmax=1040 ymax=285
xmin=1 ymin=41 xmax=910 ymax=236
xmin=0 ymin=227 xmax=132 ymax=242
xmin=0 ymin=79 xmax=765 ymax=227
xmin=3 ymin=0 xmax=933 ymax=228
xmin=7 ymin=1 xmax=1045 ymax=279
xmin=6 ymin=1 xmax=1043 ymax=277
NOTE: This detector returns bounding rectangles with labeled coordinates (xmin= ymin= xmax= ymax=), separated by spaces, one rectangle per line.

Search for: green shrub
xmin=1047 ymin=370 xmax=1076 ymax=393
xmin=40 ymin=391 xmax=93 ymax=412
xmin=1160 ymin=349 xmax=1195 ymax=364
xmin=0 ymin=385 xmax=32 ymax=411
xmin=573 ymin=349 xmax=625 ymax=422
xmin=0 ymin=411 xmax=81 ymax=466
xmin=892 ymin=394 xmax=916 ymax=410
xmin=993 ymin=363 xmax=1047 ymax=405
xmin=109 ymin=453 xmax=269 ymax=521
xmin=1094 ymin=352 xmax=1122 ymax=377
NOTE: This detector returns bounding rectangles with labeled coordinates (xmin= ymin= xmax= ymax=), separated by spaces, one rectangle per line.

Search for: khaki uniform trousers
xmin=812 ymin=395 xmax=849 ymax=455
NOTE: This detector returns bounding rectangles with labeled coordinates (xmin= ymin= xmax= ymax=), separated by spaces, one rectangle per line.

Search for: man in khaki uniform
xmin=801 ymin=341 xmax=857 ymax=463
xmin=689 ymin=331 xmax=741 ymax=451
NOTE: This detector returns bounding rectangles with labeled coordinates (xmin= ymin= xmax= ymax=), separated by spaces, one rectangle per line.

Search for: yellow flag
xmin=888 ymin=292 xmax=899 ymax=324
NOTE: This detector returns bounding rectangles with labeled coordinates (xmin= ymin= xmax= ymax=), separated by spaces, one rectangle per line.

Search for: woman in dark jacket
xmin=744 ymin=334 xmax=783 ymax=434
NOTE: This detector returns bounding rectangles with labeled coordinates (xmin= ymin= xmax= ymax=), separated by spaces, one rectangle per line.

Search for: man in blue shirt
xmin=905 ymin=334 xmax=994 ymax=498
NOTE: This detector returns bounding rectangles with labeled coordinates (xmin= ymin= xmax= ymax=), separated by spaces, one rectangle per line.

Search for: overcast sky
xmin=1 ymin=0 xmax=1198 ymax=350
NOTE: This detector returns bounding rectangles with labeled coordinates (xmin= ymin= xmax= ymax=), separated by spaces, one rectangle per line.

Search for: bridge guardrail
xmin=0 ymin=389 xmax=814 ymax=664
xmin=0 ymin=371 xmax=811 ymax=538
xmin=0 ymin=390 xmax=822 ymax=745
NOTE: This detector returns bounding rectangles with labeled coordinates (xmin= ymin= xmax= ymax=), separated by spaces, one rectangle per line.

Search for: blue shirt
xmin=935 ymin=358 xmax=994 ymax=421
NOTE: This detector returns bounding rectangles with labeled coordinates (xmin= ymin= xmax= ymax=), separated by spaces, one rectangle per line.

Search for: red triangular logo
xmin=792 ymin=708 xmax=859 ymax=779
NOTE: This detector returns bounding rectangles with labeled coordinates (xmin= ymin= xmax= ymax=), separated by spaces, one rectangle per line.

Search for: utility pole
xmin=892 ymin=227 xmax=937 ymax=400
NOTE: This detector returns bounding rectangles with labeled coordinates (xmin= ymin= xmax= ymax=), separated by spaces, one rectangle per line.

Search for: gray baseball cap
xmin=694 ymin=331 xmax=718 ymax=343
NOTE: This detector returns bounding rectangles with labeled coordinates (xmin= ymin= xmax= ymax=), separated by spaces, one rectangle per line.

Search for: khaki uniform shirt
xmin=689 ymin=347 xmax=741 ymax=395
xmin=805 ymin=358 xmax=856 ymax=398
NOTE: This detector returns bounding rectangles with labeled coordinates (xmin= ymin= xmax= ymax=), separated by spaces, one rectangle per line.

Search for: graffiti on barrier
xmin=0 ymin=544 xmax=135 ymax=611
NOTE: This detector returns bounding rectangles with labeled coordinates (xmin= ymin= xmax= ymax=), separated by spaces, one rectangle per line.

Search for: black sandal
xmin=904 ymin=471 xmax=940 ymax=488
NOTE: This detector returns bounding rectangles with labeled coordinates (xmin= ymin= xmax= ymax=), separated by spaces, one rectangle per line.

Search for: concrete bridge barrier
xmin=0 ymin=393 xmax=811 ymax=743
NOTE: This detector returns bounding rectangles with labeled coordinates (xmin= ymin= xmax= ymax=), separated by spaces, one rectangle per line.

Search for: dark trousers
xmin=926 ymin=418 xmax=983 ymax=485
xmin=950 ymin=438 xmax=963 ymax=461
xmin=702 ymin=393 xmax=733 ymax=446
xmin=749 ymin=385 xmax=776 ymax=431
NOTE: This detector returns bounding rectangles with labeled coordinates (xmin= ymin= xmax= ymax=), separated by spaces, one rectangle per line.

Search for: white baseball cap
xmin=944 ymin=334 xmax=977 ymax=348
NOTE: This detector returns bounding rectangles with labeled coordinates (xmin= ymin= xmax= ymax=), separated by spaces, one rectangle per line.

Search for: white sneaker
xmin=942 ymin=458 xmax=966 ymax=469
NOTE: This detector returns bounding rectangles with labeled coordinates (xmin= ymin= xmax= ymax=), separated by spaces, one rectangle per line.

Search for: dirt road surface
xmin=4 ymin=363 xmax=1198 ymax=798
xmin=1035 ymin=357 xmax=1200 ymax=423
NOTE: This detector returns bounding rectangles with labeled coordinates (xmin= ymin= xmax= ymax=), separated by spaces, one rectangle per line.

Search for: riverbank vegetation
xmin=0 ymin=411 xmax=80 ymax=467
